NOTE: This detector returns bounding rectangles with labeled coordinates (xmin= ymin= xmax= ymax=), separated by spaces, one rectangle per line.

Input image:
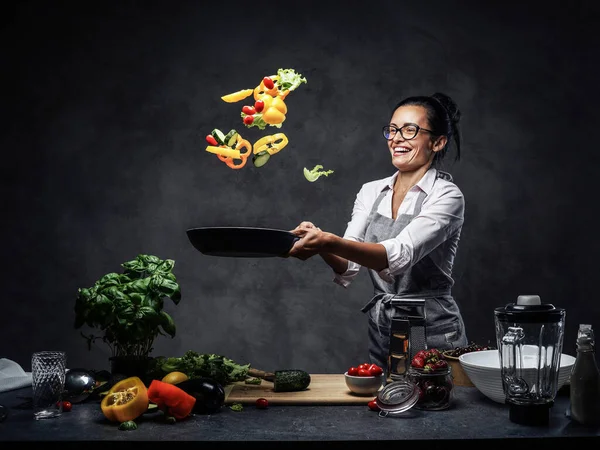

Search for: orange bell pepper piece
xmin=219 ymin=136 xmax=252 ymax=170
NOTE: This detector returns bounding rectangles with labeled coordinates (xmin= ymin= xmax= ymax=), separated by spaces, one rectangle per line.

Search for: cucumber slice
xmin=224 ymin=129 xmax=239 ymax=147
xmin=211 ymin=129 xmax=226 ymax=145
xmin=252 ymin=150 xmax=270 ymax=168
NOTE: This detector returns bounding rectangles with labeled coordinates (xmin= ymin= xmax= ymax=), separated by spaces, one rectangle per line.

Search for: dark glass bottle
xmin=569 ymin=324 xmax=600 ymax=426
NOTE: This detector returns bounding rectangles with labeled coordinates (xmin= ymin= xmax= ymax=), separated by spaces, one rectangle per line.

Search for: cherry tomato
xmin=367 ymin=399 xmax=380 ymax=411
xmin=347 ymin=366 xmax=359 ymax=376
xmin=368 ymin=365 xmax=383 ymax=377
xmin=61 ymin=400 xmax=72 ymax=412
xmin=254 ymin=100 xmax=265 ymax=113
xmin=242 ymin=105 xmax=256 ymax=115
xmin=358 ymin=363 xmax=369 ymax=371
xmin=263 ymin=76 xmax=275 ymax=89
xmin=256 ymin=398 xmax=269 ymax=409
xmin=243 ymin=115 xmax=254 ymax=125
xmin=358 ymin=368 xmax=370 ymax=377
xmin=206 ymin=135 xmax=218 ymax=146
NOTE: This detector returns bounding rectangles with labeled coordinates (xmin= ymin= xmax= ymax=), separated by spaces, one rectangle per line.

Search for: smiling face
xmin=387 ymin=105 xmax=446 ymax=172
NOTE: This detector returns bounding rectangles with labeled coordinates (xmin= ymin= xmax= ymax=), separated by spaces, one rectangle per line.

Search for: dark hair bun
xmin=431 ymin=92 xmax=461 ymax=124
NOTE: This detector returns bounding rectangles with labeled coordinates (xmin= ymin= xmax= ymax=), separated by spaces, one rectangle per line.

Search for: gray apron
xmin=361 ymin=172 xmax=468 ymax=369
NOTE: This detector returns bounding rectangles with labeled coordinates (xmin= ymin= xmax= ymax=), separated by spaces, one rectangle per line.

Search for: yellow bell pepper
xmin=253 ymin=133 xmax=289 ymax=156
xmin=261 ymin=97 xmax=288 ymax=125
xmin=100 ymin=376 xmax=149 ymax=423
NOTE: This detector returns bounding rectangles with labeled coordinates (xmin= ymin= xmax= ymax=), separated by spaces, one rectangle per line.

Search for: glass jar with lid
xmin=376 ymin=365 xmax=454 ymax=415
xmin=407 ymin=366 xmax=454 ymax=410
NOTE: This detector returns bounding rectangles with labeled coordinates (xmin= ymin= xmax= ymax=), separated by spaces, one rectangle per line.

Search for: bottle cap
xmin=517 ymin=295 xmax=541 ymax=305
xmin=495 ymin=295 xmax=565 ymax=324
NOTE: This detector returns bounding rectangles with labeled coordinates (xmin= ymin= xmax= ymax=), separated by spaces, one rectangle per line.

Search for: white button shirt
xmin=333 ymin=167 xmax=465 ymax=287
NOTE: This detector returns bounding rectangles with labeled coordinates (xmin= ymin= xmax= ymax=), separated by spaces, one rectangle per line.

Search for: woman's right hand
xmin=287 ymin=221 xmax=323 ymax=260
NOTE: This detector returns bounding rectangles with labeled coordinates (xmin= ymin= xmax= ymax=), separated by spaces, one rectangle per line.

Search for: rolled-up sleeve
xmin=379 ymin=185 xmax=464 ymax=278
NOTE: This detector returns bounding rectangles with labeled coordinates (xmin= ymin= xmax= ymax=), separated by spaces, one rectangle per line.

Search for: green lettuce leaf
xmin=275 ymin=68 xmax=307 ymax=92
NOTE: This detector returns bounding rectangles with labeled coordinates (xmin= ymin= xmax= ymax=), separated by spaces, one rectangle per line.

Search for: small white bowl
xmin=459 ymin=349 xmax=575 ymax=404
xmin=344 ymin=372 xmax=385 ymax=395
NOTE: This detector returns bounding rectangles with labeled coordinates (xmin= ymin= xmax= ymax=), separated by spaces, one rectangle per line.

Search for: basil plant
xmin=74 ymin=254 xmax=182 ymax=358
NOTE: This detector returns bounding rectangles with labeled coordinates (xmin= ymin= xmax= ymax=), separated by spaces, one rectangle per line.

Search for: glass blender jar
xmin=494 ymin=294 xmax=566 ymax=426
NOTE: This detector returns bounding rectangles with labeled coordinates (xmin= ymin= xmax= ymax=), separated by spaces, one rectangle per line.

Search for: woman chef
xmin=288 ymin=92 xmax=468 ymax=370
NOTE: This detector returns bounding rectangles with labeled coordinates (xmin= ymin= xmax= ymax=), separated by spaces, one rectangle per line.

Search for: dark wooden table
xmin=0 ymin=384 xmax=598 ymax=449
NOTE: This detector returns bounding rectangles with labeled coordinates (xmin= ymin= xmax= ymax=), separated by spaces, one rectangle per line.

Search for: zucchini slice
xmin=252 ymin=150 xmax=270 ymax=168
xmin=225 ymin=129 xmax=239 ymax=147
xmin=211 ymin=129 xmax=226 ymax=145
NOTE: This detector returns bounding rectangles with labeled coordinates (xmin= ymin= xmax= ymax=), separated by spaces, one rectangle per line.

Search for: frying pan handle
xmin=279 ymin=236 xmax=300 ymax=258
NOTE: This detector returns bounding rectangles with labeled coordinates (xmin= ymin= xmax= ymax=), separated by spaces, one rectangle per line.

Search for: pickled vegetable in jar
xmin=407 ymin=366 xmax=454 ymax=410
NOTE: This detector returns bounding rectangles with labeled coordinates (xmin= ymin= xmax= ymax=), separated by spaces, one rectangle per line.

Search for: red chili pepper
xmin=206 ymin=135 xmax=218 ymax=146
xmin=263 ymin=76 xmax=274 ymax=89
xmin=147 ymin=380 xmax=196 ymax=420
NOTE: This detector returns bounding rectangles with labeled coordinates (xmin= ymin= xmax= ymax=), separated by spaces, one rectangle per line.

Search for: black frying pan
xmin=186 ymin=227 xmax=299 ymax=258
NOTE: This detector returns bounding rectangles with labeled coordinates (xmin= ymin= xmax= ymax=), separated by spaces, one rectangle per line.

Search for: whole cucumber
xmin=273 ymin=369 xmax=311 ymax=392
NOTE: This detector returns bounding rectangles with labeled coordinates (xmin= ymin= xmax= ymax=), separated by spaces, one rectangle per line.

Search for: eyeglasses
xmin=382 ymin=124 xmax=436 ymax=141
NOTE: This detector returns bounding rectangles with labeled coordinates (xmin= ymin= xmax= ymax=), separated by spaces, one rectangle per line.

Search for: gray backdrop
xmin=2 ymin=0 xmax=599 ymax=373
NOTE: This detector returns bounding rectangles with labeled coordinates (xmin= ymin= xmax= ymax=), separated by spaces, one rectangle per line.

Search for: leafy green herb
xmin=240 ymin=112 xmax=282 ymax=130
xmin=244 ymin=377 xmax=262 ymax=385
xmin=148 ymin=351 xmax=250 ymax=387
xmin=74 ymin=254 xmax=182 ymax=357
xmin=229 ymin=403 xmax=244 ymax=412
xmin=118 ymin=420 xmax=138 ymax=431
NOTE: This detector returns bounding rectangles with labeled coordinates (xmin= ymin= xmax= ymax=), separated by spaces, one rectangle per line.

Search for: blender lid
xmin=375 ymin=379 xmax=420 ymax=415
xmin=494 ymin=294 xmax=565 ymax=323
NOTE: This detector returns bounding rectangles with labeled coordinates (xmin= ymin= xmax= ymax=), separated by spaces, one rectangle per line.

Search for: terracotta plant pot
xmin=442 ymin=351 xmax=474 ymax=387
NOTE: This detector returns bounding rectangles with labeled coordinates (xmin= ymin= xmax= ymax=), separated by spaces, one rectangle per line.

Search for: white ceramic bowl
xmin=459 ymin=348 xmax=575 ymax=404
xmin=344 ymin=372 xmax=385 ymax=395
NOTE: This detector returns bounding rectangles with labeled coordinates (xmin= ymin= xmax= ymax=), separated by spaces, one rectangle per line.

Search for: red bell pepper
xmin=147 ymin=379 xmax=196 ymax=420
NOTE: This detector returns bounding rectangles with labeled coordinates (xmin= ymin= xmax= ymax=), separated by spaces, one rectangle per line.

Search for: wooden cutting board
xmin=224 ymin=374 xmax=376 ymax=405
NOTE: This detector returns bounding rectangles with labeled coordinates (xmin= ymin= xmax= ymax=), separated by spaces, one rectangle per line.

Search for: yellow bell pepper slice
xmin=100 ymin=376 xmax=149 ymax=423
xmin=253 ymin=133 xmax=289 ymax=156
xmin=206 ymin=145 xmax=241 ymax=159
